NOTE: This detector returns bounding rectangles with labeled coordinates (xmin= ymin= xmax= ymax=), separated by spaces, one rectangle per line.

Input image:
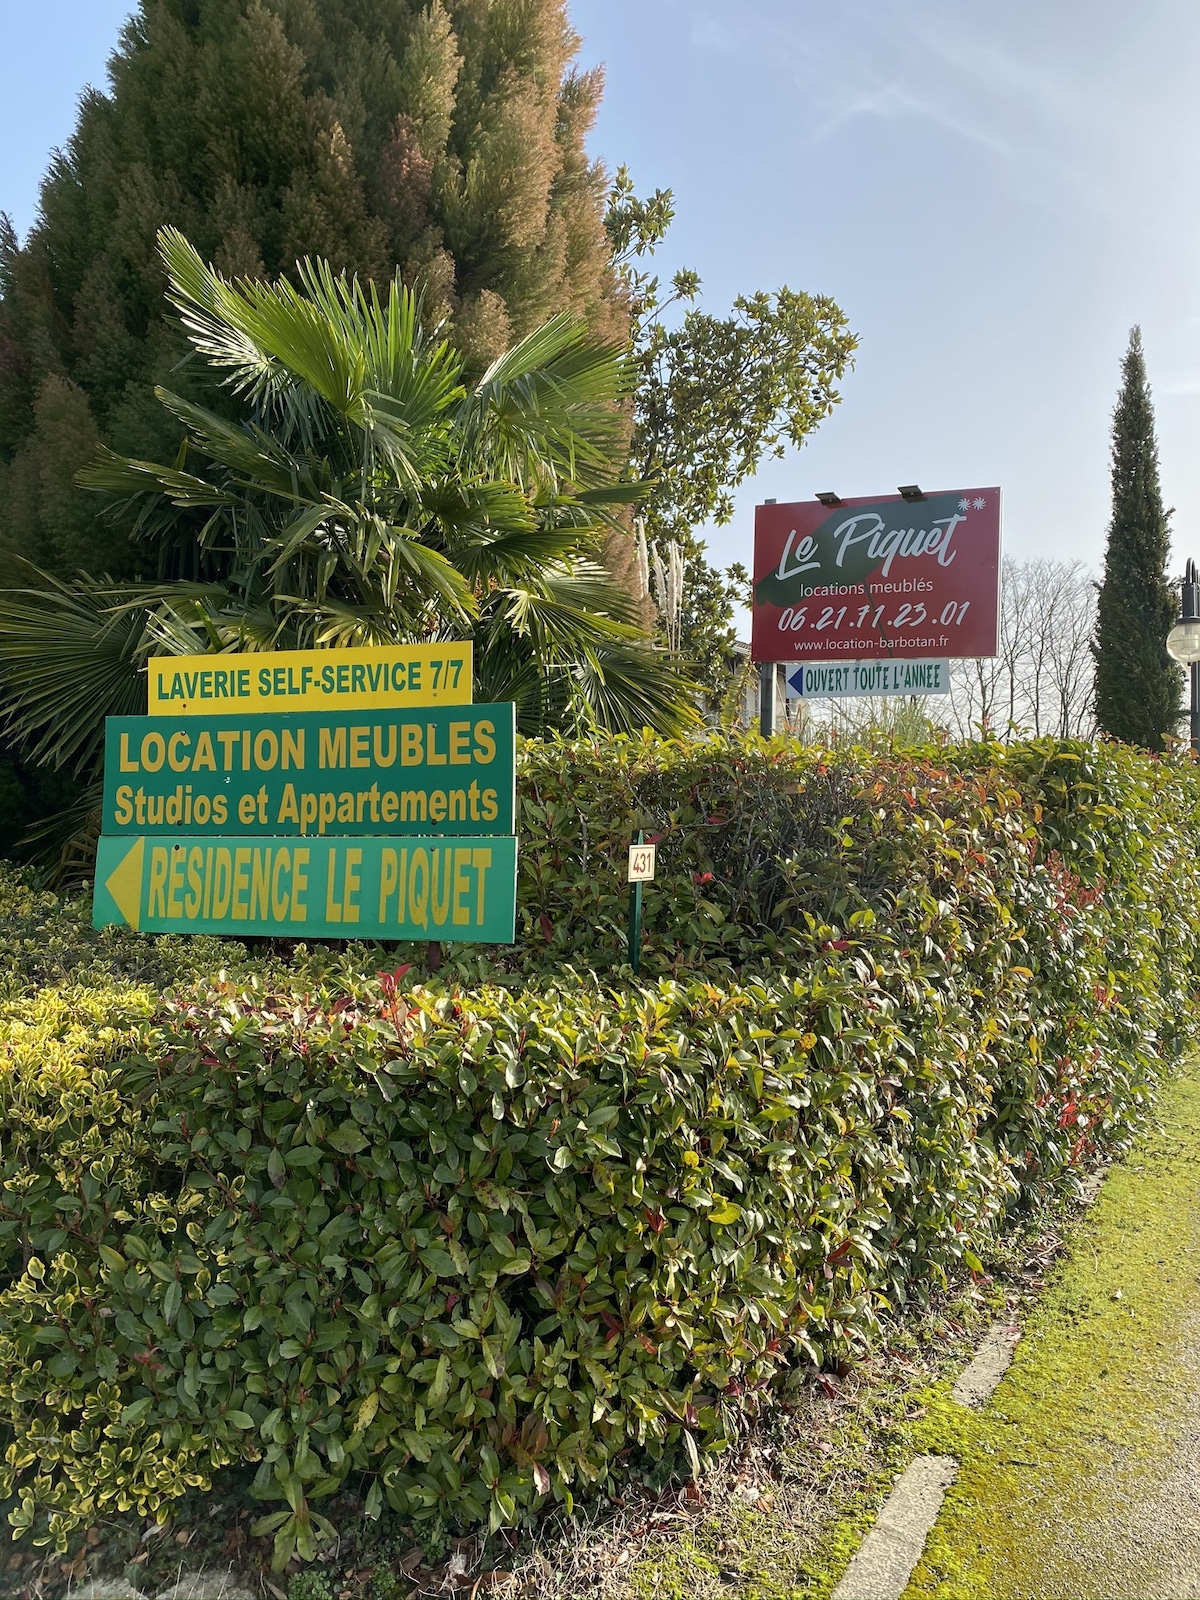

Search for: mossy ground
xmin=903 ymin=1064 xmax=1200 ymax=1600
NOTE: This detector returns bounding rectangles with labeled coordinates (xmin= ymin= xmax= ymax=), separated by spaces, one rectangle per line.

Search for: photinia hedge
xmin=0 ymin=735 xmax=1198 ymax=1564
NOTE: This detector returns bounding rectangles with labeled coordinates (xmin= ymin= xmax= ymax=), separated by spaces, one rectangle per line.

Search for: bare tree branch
xmin=946 ymin=559 xmax=1096 ymax=739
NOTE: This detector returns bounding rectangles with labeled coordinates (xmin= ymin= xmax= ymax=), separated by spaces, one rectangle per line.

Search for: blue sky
xmin=3 ymin=0 xmax=1200 ymax=581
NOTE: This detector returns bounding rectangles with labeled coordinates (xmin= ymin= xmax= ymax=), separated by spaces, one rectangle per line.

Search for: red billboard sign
xmin=751 ymin=488 xmax=1001 ymax=663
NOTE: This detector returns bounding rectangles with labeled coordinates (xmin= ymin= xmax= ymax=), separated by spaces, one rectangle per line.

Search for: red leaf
xmin=539 ymin=912 xmax=553 ymax=940
xmin=826 ymin=1238 xmax=854 ymax=1267
xmin=644 ymin=1207 xmax=667 ymax=1234
xmin=376 ymin=963 xmax=411 ymax=998
xmin=692 ymin=871 xmax=714 ymax=885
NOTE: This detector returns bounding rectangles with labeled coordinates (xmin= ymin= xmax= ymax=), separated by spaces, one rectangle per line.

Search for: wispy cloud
xmin=688 ymin=1 xmax=1015 ymax=158
xmin=682 ymin=0 xmax=1200 ymax=237
xmin=810 ymin=80 xmax=1013 ymax=157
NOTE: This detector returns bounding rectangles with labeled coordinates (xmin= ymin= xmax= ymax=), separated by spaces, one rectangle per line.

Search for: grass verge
xmin=904 ymin=1062 xmax=1200 ymax=1600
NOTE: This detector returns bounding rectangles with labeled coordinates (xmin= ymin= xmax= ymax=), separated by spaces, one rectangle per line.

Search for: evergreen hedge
xmin=0 ymin=736 xmax=1197 ymax=1565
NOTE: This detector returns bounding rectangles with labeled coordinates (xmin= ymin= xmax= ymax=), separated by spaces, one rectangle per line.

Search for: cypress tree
xmin=0 ymin=0 xmax=626 ymax=583
xmin=1093 ymin=326 xmax=1181 ymax=749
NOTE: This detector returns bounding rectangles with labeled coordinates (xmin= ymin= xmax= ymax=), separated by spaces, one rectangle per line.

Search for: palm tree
xmin=0 ymin=230 xmax=697 ymax=860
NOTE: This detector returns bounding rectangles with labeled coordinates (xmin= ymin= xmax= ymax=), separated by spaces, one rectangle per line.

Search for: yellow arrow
xmin=104 ymin=837 xmax=145 ymax=930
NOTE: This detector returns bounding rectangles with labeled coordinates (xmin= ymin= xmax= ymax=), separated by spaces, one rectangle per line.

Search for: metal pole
xmin=759 ymin=498 xmax=780 ymax=738
xmin=759 ymin=661 xmax=775 ymax=737
xmin=1184 ymin=561 xmax=1200 ymax=753
xmin=627 ymin=829 xmax=644 ymax=975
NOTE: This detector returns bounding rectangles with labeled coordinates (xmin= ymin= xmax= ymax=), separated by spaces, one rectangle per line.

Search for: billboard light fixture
xmin=815 ymin=491 xmax=842 ymax=506
xmin=898 ymin=484 xmax=924 ymax=501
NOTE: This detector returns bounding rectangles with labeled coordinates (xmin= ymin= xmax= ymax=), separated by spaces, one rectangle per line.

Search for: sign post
xmin=752 ymin=488 xmax=1001 ymax=665
xmin=94 ymin=643 xmax=520 ymax=947
xmin=626 ymin=832 xmax=656 ymax=975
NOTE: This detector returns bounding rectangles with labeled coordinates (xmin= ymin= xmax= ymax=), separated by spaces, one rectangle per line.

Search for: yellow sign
xmin=147 ymin=643 xmax=472 ymax=717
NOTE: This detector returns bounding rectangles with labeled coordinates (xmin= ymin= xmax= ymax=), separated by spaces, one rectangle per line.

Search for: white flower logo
xmin=973 ymin=497 xmax=987 ymax=511
xmin=958 ymin=498 xmax=971 ymax=512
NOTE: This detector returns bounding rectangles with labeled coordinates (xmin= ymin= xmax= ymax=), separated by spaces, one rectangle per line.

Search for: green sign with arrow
xmin=94 ymin=833 xmax=517 ymax=942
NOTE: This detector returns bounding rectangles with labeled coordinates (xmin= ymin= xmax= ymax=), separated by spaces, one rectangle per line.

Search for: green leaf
xmin=481 ymin=1337 xmax=505 ymax=1380
xmin=327 ymin=1125 xmax=369 ymax=1156
xmin=427 ymin=1354 xmax=451 ymax=1408
xmin=420 ymin=1248 xmax=457 ymax=1278
xmin=249 ymin=1511 xmax=290 ymax=1538
xmin=285 ymin=1145 xmax=322 ymax=1169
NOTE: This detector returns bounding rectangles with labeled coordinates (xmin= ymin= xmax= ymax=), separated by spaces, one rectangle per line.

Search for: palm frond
xmin=472 ymin=592 xmax=698 ymax=738
xmin=458 ymin=315 xmax=633 ymax=493
xmin=5 ymin=232 xmax=700 ymax=807
xmin=153 ymin=390 xmax=327 ymax=502
xmin=0 ymin=575 xmax=153 ymax=775
xmin=451 ymin=529 xmax=595 ymax=585
xmin=159 ymin=227 xmax=291 ymax=406
xmin=78 ymin=445 xmax=238 ymax=509
xmin=20 ymin=780 xmax=103 ymax=889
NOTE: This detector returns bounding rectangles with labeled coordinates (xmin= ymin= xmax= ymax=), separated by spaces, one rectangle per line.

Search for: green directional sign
xmin=102 ymin=704 xmax=515 ymax=837
xmin=95 ymin=646 xmax=519 ymax=944
xmin=93 ymin=834 xmax=517 ymax=942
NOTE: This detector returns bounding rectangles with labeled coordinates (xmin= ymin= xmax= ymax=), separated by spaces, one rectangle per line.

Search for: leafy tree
xmin=1093 ymin=326 xmax=1180 ymax=749
xmin=0 ymin=230 xmax=697 ymax=864
xmin=0 ymin=0 xmax=625 ymax=583
xmin=606 ymin=169 xmax=857 ymax=709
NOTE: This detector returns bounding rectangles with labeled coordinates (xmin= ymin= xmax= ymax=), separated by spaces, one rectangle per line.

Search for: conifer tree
xmin=0 ymin=0 xmax=625 ymax=582
xmin=1093 ymin=327 xmax=1181 ymax=748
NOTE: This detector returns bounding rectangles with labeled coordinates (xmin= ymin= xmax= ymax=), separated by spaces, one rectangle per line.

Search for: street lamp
xmin=1166 ymin=558 xmax=1200 ymax=752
